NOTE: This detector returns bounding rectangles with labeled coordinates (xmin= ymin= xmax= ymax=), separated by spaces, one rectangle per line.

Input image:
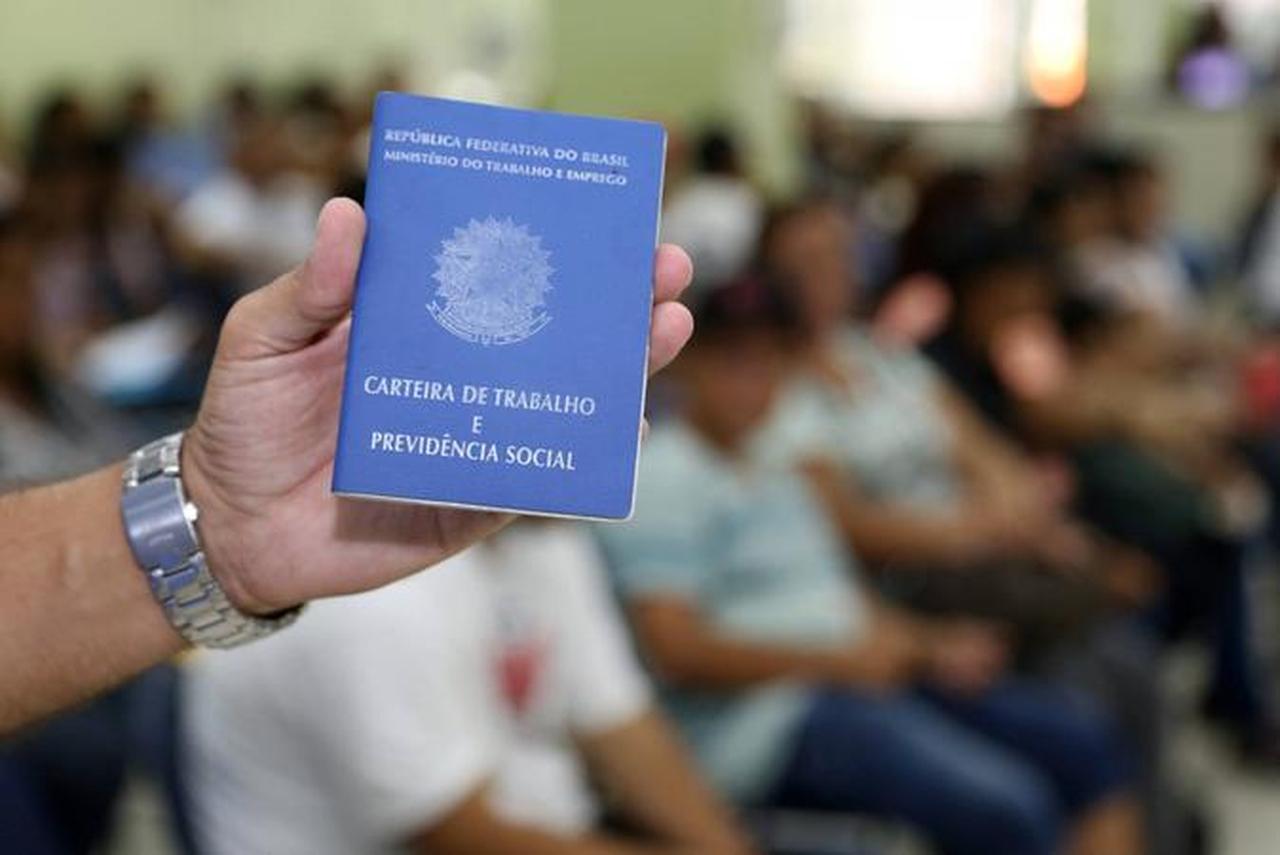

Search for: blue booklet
xmin=333 ymin=93 xmax=666 ymax=519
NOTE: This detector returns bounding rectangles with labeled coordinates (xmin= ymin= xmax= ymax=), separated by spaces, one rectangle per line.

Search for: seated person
xmin=174 ymin=117 xmax=324 ymax=296
xmin=596 ymin=279 xmax=1143 ymax=855
xmin=754 ymin=196 xmax=1155 ymax=631
xmin=183 ymin=521 xmax=751 ymax=855
xmin=925 ymin=228 xmax=1279 ymax=756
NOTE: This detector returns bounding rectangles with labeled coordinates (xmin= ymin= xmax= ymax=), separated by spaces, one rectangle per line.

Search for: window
xmin=782 ymin=0 xmax=1087 ymax=119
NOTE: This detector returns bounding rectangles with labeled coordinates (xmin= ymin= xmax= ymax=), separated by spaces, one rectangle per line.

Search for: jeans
xmin=769 ymin=681 xmax=1130 ymax=855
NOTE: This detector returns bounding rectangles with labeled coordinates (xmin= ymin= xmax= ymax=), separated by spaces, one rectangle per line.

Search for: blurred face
xmin=23 ymin=166 xmax=94 ymax=234
xmin=682 ymin=329 xmax=790 ymax=445
xmin=1116 ymin=170 xmax=1165 ymax=241
xmin=232 ymin=121 xmax=288 ymax=185
xmin=1056 ymin=185 xmax=1110 ymax=246
xmin=766 ymin=205 xmax=857 ymax=333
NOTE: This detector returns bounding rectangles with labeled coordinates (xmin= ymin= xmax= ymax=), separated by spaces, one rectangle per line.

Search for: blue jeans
xmin=0 ymin=689 xmax=131 ymax=855
xmin=769 ymin=681 xmax=1130 ymax=855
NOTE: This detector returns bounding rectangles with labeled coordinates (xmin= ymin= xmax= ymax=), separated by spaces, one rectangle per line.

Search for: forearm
xmin=579 ymin=712 xmax=749 ymax=853
xmin=415 ymin=790 xmax=692 ymax=855
xmin=421 ymin=825 xmax=666 ymax=855
xmin=0 ymin=464 xmax=181 ymax=733
xmin=800 ymin=461 xmax=985 ymax=568
xmin=940 ymin=387 xmax=1033 ymax=495
xmin=648 ymin=629 xmax=854 ymax=690
xmin=838 ymin=503 xmax=987 ymax=568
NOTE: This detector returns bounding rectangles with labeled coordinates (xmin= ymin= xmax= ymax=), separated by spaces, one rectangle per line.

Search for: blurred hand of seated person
xmin=989 ymin=300 xmax=1269 ymax=537
xmin=597 ymin=280 xmax=1144 ymax=855
xmin=186 ymin=522 xmax=753 ymax=855
xmin=756 ymin=199 xmax=1123 ymax=584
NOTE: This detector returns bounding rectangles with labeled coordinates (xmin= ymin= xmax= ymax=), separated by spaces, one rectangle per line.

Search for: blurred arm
xmin=412 ymin=783 xmax=723 ymax=855
xmin=0 ymin=464 xmax=182 ymax=733
xmin=576 ymin=710 xmax=753 ymax=854
xmin=627 ymin=597 xmax=921 ymax=691
xmin=936 ymin=385 xmax=1042 ymax=502
xmin=799 ymin=459 xmax=1000 ymax=569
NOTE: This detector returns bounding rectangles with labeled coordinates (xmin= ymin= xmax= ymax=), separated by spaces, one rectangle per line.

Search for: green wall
xmin=546 ymin=0 xmax=798 ymax=193
xmin=0 ymin=0 xmax=797 ymax=192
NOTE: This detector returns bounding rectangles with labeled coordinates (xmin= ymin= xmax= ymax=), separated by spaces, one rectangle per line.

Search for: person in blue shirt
xmin=597 ymin=277 xmax=1143 ymax=855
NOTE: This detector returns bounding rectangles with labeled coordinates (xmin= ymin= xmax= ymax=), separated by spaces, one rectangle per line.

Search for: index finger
xmin=653 ymin=243 xmax=693 ymax=304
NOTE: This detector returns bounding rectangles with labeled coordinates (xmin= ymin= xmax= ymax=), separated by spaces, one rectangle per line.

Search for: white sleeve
xmin=547 ymin=531 xmax=654 ymax=735
xmin=176 ymin=182 xmax=246 ymax=254
xmin=295 ymin=558 xmax=502 ymax=843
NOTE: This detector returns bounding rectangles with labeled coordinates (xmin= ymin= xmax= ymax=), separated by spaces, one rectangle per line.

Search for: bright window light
xmin=782 ymin=0 xmax=1020 ymax=119
xmin=1026 ymin=0 xmax=1088 ymax=107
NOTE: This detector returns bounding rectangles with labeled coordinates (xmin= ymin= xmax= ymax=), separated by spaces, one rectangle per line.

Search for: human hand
xmin=833 ymin=612 xmax=926 ymax=691
xmin=182 ymin=198 xmax=694 ymax=613
xmin=923 ymin=620 xmax=1009 ymax=695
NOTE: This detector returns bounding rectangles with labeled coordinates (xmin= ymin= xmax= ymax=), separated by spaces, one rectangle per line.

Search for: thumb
xmin=220 ymin=197 xmax=367 ymax=359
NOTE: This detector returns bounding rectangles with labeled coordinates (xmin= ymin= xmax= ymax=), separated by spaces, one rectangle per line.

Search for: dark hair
xmin=689 ymin=273 xmax=801 ymax=346
xmin=756 ymin=194 xmax=843 ymax=268
xmin=895 ymin=166 xmax=997 ymax=282
xmin=1071 ymin=147 xmax=1157 ymax=197
xmin=695 ymin=127 xmax=742 ymax=176
xmin=938 ymin=225 xmax=1053 ymax=306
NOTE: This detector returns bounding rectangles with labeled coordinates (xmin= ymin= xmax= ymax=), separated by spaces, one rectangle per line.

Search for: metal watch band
xmin=121 ymin=432 xmax=301 ymax=648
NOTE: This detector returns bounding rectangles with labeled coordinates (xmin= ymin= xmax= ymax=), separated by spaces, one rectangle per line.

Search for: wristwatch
xmin=120 ymin=432 xmax=302 ymax=648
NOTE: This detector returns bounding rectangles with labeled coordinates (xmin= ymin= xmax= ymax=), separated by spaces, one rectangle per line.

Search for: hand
xmin=923 ymin=620 xmax=1009 ymax=696
xmin=833 ymin=612 xmax=926 ymax=691
xmin=1095 ymin=544 xmax=1161 ymax=608
xmin=182 ymin=198 xmax=694 ymax=613
xmin=1031 ymin=520 xmax=1098 ymax=574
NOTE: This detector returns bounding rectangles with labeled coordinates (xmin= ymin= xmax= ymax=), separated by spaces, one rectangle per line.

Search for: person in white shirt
xmin=175 ymin=118 xmax=325 ymax=294
xmin=1073 ymin=154 xmax=1196 ymax=328
xmin=661 ymin=129 xmax=763 ymax=290
xmin=183 ymin=521 xmax=750 ymax=855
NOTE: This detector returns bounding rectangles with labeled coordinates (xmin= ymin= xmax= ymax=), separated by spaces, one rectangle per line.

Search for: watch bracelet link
xmin=121 ymin=432 xmax=301 ymax=648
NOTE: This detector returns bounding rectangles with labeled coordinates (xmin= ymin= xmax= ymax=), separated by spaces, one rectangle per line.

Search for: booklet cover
xmin=332 ymin=93 xmax=667 ymax=519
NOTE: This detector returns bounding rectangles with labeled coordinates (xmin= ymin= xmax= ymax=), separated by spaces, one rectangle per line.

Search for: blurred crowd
xmin=5 ymin=70 xmax=1280 ymax=855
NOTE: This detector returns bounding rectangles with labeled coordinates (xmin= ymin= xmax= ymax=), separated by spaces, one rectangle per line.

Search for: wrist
xmin=179 ymin=429 xmax=276 ymax=616
xmin=121 ymin=432 xmax=301 ymax=647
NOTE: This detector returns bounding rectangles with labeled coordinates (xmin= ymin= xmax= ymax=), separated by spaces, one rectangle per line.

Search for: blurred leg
xmin=1041 ymin=618 xmax=1181 ymax=853
xmin=1068 ymin=795 xmax=1145 ymax=855
xmin=920 ymin=679 xmax=1141 ymax=855
xmin=0 ymin=755 xmax=67 ymax=855
xmin=5 ymin=689 xmax=131 ymax=854
xmin=770 ymin=689 xmax=1062 ymax=855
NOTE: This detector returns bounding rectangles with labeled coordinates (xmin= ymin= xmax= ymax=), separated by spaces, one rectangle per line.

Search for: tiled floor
xmin=1173 ymin=722 xmax=1280 ymax=855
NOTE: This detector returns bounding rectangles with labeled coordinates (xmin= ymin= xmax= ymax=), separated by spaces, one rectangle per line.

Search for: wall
xmin=0 ymin=0 xmax=549 ymax=128
xmin=545 ymin=0 xmax=800 ymax=194
xmin=0 ymin=1 xmax=1261 ymax=238
xmin=902 ymin=101 xmax=1267 ymax=242
xmin=0 ymin=0 xmax=799 ymax=194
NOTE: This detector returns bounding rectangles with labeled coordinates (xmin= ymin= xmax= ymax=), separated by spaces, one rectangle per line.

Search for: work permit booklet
xmin=332 ymin=92 xmax=667 ymax=519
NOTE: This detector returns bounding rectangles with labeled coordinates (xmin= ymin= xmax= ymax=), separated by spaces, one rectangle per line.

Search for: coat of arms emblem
xmin=428 ymin=216 xmax=554 ymax=345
